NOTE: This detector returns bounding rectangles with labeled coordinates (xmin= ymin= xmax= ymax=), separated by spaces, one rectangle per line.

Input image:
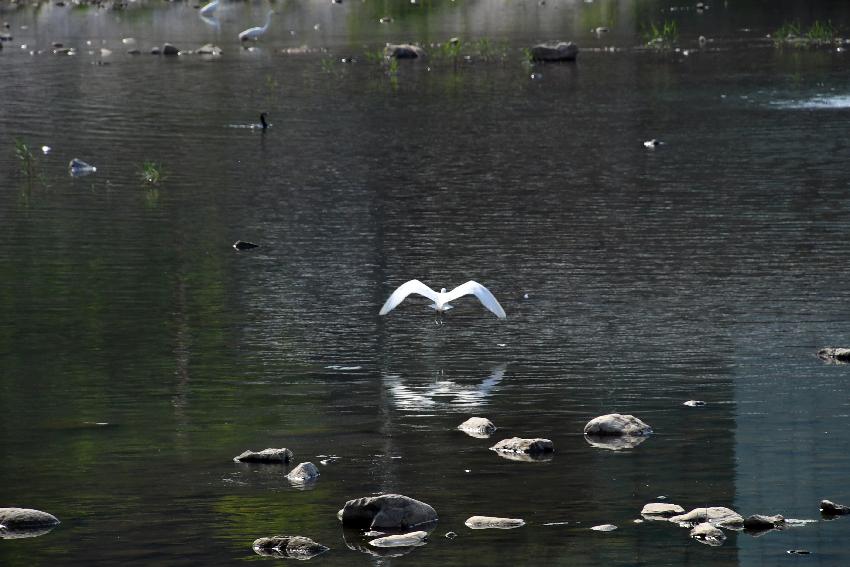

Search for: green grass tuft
xmin=139 ymin=161 xmax=165 ymax=185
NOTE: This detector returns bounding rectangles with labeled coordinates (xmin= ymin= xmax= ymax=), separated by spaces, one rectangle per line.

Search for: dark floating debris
xmin=529 ymin=41 xmax=578 ymax=62
xmin=232 ymin=240 xmax=259 ymax=250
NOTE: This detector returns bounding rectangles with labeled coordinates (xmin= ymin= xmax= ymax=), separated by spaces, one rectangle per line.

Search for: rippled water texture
xmin=2 ymin=1 xmax=850 ymax=565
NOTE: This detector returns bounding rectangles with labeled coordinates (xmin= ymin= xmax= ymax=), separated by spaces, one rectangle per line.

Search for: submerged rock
xmin=233 ymin=448 xmax=293 ymax=463
xmin=162 ymin=43 xmax=180 ymax=56
xmin=368 ymin=530 xmax=428 ymax=548
xmin=464 ymin=516 xmax=525 ymax=530
xmin=384 ymin=43 xmax=426 ymax=59
xmin=820 ymin=499 xmax=850 ymax=515
xmin=490 ymin=437 xmax=554 ymax=455
xmin=690 ymin=522 xmax=726 ymax=546
xmin=286 ymin=462 xmax=320 ymax=484
xmin=530 ymin=41 xmax=578 ymax=62
xmin=339 ymin=494 xmax=437 ymax=530
xmin=669 ymin=507 xmax=744 ymax=529
xmin=458 ymin=417 xmax=496 ymax=438
xmin=743 ymin=514 xmax=785 ymax=531
xmin=817 ymin=347 xmax=850 ymax=363
xmin=641 ymin=502 xmax=685 ymax=519
xmin=584 ymin=414 xmax=652 ymax=436
xmin=196 ymin=43 xmax=222 ymax=56
xmin=252 ymin=535 xmax=329 ymax=559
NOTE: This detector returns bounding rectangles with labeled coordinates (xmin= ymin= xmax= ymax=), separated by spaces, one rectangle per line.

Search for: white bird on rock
xmin=239 ymin=10 xmax=274 ymax=42
xmin=379 ymin=280 xmax=507 ymax=319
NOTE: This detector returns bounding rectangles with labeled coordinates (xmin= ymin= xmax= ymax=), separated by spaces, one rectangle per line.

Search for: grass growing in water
xmin=773 ymin=21 xmax=801 ymax=41
xmin=14 ymin=138 xmax=38 ymax=180
xmin=774 ymin=20 xmax=837 ymax=45
xmin=139 ymin=161 xmax=165 ymax=185
xmin=807 ymin=20 xmax=836 ymax=42
xmin=643 ymin=20 xmax=679 ymax=47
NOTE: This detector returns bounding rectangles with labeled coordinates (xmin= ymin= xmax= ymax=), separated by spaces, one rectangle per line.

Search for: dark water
xmin=2 ymin=1 xmax=850 ymax=565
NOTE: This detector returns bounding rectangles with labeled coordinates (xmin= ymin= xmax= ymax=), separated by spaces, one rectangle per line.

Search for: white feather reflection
xmin=386 ymin=365 xmax=506 ymax=411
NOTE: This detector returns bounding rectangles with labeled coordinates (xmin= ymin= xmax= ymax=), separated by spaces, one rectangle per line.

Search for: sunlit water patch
xmin=772 ymin=95 xmax=850 ymax=109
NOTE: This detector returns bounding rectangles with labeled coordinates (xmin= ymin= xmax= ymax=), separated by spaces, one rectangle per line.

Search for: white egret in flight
xmin=199 ymin=0 xmax=219 ymax=16
xmin=239 ymin=10 xmax=274 ymax=42
xmin=379 ymin=280 xmax=507 ymax=319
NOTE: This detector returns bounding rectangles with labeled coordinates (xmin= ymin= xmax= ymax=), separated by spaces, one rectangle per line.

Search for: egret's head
xmin=440 ymin=288 xmax=446 ymax=294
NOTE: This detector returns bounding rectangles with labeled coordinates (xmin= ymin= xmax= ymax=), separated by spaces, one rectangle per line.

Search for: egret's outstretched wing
xmin=445 ymin=281 xmax=507 ymax=319
xmin=379 ymin=280 xmax=439 ymax=315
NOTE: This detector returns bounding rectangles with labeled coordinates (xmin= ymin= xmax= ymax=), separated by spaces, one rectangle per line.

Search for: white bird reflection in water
xmin=386 ymin=365 xmax=506 ymax=411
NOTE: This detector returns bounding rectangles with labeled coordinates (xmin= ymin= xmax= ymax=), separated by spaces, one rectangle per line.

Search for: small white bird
xmin=199 ymin=0 xmax=219 ymax=16
xmin=379 ymin=280 xmax=507 ymax=319
xmin=239 ymin=10 xmax=274 ymax=42
xmin=643 ymin=139 xmax=664 ymax=148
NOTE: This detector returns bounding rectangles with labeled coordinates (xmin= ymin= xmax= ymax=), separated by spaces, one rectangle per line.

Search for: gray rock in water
xmin=339 ymin=494 xmax=438 ymax=530
xmin=690 ymin=522 xmax=726 ymax=546
xmin=162 ymin=43 xmax=180 ymax=56
xmin=464 ymin=516 xmax=525 ymax=529
xmin=584 ymin=414 xmax=652 ymax=437
xmin=458 ymin=417 xmax=496 ymax=438
xmin=197 ymin=43 xmax=222 ymax=56
xmin=817 ymin=347 xmax=850 ymax=363
xmin=0 ymin=508 xmax=60 ymax=531
xmin=286 ymin=462 xmax=320 ymax=484
xmin=150 ymin=47 xmax=161 ymax=55
xmin=530 ymin=41 xmax=579 ymax=62
xmin=68 ymin=158 xmax=96 ymax=177
xmin=641 ymin=502 xmax=685 ymax=519
xmin=669 ymin=507 xmax=744 ymax=529
xmin=368 ymin=530 xmax=428 ymax=548
xmin=233 ymin=448 xmax=293 ymax=463
xmin=252 ymin=535 xmax=329 ymax=559
xmin=743 ymin=514 xmax=785 ymax=531
xmin=127 ymin=48 xmax=141 ymax=55
xmin=490 ymin=437 xmax=554 ymax=455
xmin=820 ymin=499 xmax=850 ymax=515
xmin=384 ymin=43 xmax=426 ymax=59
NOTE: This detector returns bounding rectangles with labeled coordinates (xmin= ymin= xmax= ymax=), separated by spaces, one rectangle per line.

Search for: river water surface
xmin=2 ymin=1 xmax=850 ymax=565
